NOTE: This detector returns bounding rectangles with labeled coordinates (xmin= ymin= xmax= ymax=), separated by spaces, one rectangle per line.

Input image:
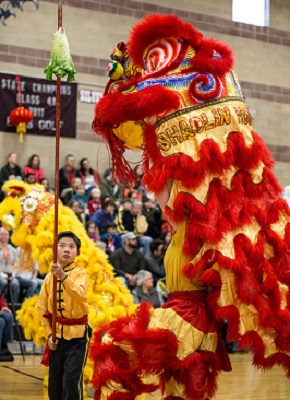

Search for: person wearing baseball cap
xmin=110 ymin=231 xmax=146 ymax=290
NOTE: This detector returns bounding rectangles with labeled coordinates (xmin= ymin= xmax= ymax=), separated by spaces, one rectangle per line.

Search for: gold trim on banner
xmin=155 ymin=99 xmax=253 ymax=161
xmin=156 ymin=97 xmax=245 ymax=126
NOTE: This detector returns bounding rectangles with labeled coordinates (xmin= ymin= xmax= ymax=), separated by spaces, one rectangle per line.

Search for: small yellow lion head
xmin=0 ymin=180 xmax=55 ymax=231
xmin=0 ymin=180 xmax=55 ymax=246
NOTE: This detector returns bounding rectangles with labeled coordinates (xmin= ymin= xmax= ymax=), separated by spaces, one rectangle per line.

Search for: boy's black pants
xmin=48 ymin=328 xmax=89 ymax=400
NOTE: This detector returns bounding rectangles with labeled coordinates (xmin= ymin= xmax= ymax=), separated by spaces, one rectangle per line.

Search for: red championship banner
xmin=0 ymin=72 xmax=77 ymax=138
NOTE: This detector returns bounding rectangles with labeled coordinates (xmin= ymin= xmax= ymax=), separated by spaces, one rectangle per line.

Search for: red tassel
xmin=40 ymin=343 xmax=50 ymax=367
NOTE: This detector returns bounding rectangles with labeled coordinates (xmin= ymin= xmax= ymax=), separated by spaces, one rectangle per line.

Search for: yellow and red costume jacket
xmin=37 ymin=263 xmax=89 ymax=340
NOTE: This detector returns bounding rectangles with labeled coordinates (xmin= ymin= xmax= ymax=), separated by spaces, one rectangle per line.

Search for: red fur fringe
xmin=93 ymin=85 xmax=180 ymax=127
xmin=192 ymin=38 xmax=234 ymax=75
xmin=90 ymin=303 xmax=224 ymax=400
xmin=240 ymin=331 xmax=290 ymax=378
xmin=181 ymin=227 xmax=290 ymax=350
xmin=128 ymin=15 xmax=234 ymax=77
xmin=128 ymin=14 xmax=203 ymax=67
xmin=92 ymin=86 xmax=180 ymax=185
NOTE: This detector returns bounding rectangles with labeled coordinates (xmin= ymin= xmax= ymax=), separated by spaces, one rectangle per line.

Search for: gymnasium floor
xmin=0 ymin=353 xmax=289 ymax=399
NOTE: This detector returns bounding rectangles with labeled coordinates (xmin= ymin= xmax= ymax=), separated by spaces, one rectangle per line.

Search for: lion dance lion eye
xmin=23 ymin=198 xmax=38 ymax=213
xmin=144 ymin=39 xmax=181 ymax=75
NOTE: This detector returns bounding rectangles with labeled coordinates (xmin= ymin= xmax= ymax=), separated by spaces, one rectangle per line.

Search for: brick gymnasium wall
xmin=0 ymin=0 xmax=289 ymax=187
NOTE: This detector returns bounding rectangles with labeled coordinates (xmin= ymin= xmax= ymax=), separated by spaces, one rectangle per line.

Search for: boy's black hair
xmin=102 ymin=199 xmax=115 ymax=209
xmin=106 ymin=222 xmax=117 ymax=229
xmin=58 ymin=231 xmax=81 ymax=250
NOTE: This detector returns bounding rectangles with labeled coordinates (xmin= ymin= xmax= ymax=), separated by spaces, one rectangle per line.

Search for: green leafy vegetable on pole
xmin=44 ymin=27 xmax=77 ymax=83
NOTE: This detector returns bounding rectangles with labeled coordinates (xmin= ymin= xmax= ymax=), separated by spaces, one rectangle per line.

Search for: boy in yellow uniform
xmin=37 ymin=231 xmax=90 ymax=400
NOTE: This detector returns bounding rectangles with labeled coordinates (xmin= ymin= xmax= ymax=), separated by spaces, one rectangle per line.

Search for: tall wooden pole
xmin=52 ymin=0 xmax=63 ymax=342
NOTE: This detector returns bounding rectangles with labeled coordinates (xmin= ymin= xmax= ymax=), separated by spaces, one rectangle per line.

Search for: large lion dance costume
xmin=0 ymin=180 xmax=135 ymax=385
xmin=90 ymin=14 xmax=290 ymax=400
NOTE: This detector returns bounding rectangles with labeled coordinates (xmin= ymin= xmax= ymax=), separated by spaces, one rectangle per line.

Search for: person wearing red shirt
xmin=23 ymin=154 xmax=44 ymax=183
xmin=59 ymin=154 xmax=80 ymax=199
xmin=88 ymin=188 xmax=102 ymax=216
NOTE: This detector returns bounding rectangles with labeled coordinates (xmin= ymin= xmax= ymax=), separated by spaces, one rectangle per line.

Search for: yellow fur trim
xmin=0 ymin=181 xmax=135 ymax=389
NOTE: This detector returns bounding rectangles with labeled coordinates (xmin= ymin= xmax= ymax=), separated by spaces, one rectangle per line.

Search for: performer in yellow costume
xmin=90 ymin=14 xmax=290 ymax=400
xmin=38 ymin=231 xmax=90 ymax=400
xmin=0 ymin=180 xmax=135 ymax=386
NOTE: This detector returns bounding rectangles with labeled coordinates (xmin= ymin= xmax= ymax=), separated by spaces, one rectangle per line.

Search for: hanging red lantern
xmin=9 ymin=106 xmax=34 ymax=143
xmin=8 ymin=75 xmax=34 ymax=143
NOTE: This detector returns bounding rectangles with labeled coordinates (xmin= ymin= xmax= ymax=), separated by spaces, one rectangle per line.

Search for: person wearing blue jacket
xmin=90 ymin=199 xmax=115 ymax=235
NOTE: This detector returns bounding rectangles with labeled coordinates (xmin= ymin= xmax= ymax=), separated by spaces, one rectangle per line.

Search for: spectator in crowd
xmin=90 ymin=199 xmax=115 ymax=235
xmin=100 ymin=222 xmax=121 ymax=255
xmin=59 ymin=154 xmax=80 ymax=199
xmin=68 ymin=199 xmax=85 ymax=225
xmin=117 ymin=198 xmax=135 ymax=235
xmin=159 ymin=231 xmax=172 ymax=252
xmin=39 ymin=177 xmax=54 ymax=194
xmin=0 ymin=227 xmax=38 ymax=303
xmin=78 ymin=158 xmax=101 ymax=191
xmin=101 ymin=195 xmax=113 ymax=204
xmin=100 ymin=170 xmax=123 ymax=205
xmin=110 ymin=232 xmax=146 ymax=291
xmin=142 ymin=197 xmax=162 ymax=239
xmin=133 ymin=164 xmax=147 ymax=198
xmin=73 ymin=184 xmax=88 ymax=213
xmin=95 ymin=241 xmax=109 ymax=255
xmin=88 ymin=188 xmax=102 ymax=216
xmin=123 ymin=188 xmax=142 ymax=202
xmin=0 ymin=292 xmax=14 ymax=361
xmin=0 ymin=227 xmax=20 ymax=302
xmin=132 ymin=270 xmax=161 ymax=308
xmin=23 ymin=173 xmax=36 ymax=185
xmin=0 ymin=153 xmax=22 ymax=186
xmin=102 ymin=168 xmax=111 ymax=180
xmin=85 ymin=221 xmax=100 ymax=243
xmin=16 ymin=262 xmax=43 ymax=298
xmin=23 ymin=154 xmax=44 ymax=183
xmin=61 ymin=176 xmax=82 ymax=206
xmin=133 ymin=201 xmax=152 ymax=256
xmin=145 ymin=239 xmax=166 ymax=285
